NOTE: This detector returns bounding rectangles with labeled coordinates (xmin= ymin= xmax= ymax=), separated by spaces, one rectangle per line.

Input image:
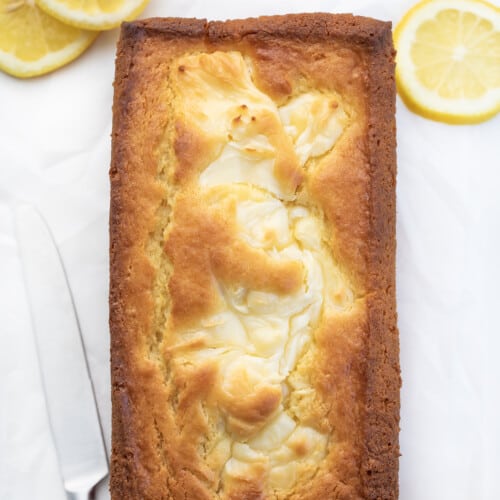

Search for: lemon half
xmin=35 ymin=0 xmax=149 ymax=30
xmin=395 ymin=0 xmax=500 ymax=124
xmin=0 ymin=0 xmax=98 ymax=78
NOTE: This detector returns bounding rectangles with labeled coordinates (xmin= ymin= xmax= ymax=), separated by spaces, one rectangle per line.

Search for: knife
xmin=15 ymin=205 xmax=108 ymax=500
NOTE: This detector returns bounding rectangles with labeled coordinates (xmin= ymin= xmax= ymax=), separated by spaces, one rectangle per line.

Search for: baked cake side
xmin=110 ymin=14 xmax=398 ymax=500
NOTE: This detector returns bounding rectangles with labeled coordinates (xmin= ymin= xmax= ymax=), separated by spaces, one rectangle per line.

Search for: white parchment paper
xmin=1 ymin=1 xmax=499 ymax=498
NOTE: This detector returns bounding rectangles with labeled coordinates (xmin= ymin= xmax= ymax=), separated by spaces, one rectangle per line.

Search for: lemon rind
xmin=394 ymin=0 xmax=500 ymax=124
xmin=396 ymin=79 xmax=500 ymax=124
xmin=34 ymin=0 xmax=149 ymax=30
xmin=0 ymin=31 xmax=98 ymax=78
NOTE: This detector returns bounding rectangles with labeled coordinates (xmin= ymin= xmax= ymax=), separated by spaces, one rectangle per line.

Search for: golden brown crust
xmin=110 ymin=14 xmax=398 ymax=500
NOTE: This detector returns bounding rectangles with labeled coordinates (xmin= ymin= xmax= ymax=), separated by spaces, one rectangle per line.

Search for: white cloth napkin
xmin=1 ymin=0 xmax=499 ymax=499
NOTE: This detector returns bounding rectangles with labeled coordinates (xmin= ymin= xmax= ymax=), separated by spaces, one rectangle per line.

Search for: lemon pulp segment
xmin=395 ymin=0 xmax=500 ymax=124
xmin=0 ymin=0 xmax=97 ymax=78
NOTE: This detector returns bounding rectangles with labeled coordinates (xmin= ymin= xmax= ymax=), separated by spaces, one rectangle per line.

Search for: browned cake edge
xmin=109 ymin=13 xmax=399 ymax=500
xmin=361 ymin=22 xmax=399 ymax=500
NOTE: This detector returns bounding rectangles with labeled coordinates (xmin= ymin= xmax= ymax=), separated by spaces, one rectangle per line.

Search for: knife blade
xmin=15 ymin=205 xmax=108 ymax=500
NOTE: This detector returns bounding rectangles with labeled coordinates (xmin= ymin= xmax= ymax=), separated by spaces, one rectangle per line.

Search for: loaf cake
xmin=110 ymin=14 xmax=399 ymax=499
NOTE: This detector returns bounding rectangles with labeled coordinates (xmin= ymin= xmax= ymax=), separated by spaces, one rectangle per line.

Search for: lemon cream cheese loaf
xmin=110 ymin=14 xmax=399 ymax=500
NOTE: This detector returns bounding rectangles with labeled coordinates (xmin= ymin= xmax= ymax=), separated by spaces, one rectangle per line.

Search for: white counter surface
xmin=1 ymin=1 xmax=499 ymax=498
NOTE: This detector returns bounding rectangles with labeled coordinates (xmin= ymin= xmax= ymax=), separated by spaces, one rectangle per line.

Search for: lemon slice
xmin=394 ymin=0 xmax=500 ymax=124
xmin=35 ymin=0 xmax=149 ymax=30
xmin=0 ymin=0 xmax=98 ymax=78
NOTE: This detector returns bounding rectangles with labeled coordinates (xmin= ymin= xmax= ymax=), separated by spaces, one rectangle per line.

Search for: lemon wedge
xmin=0 ymin=0 xmax=98 ymax=78
xmin=394 ymin=0 xmax=500 ymax=124
xmin=35 ymin=0 xmax=149 ymax=30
